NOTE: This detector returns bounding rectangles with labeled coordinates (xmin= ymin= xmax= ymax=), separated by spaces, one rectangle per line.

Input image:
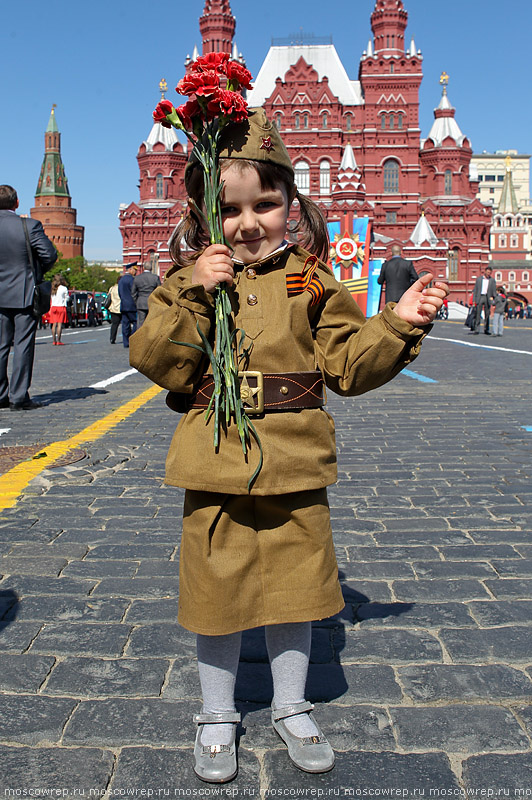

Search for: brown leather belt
xmin=191 ymin=370 xmax=324 ymax=414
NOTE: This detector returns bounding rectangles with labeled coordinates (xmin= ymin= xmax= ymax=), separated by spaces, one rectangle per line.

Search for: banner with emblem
xmin=327 ymin=217 xmax=381 ymax=317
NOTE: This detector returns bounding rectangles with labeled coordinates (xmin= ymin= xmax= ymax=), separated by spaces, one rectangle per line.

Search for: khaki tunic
xmin=130 ymin=246 xmax=428 ymax=495
xmin=129 ymin=245 xmax=429 ymax=633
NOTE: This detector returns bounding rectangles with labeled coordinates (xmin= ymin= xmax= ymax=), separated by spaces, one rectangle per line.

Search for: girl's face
xmin=219 ymin=162 xmax=293 ymax=264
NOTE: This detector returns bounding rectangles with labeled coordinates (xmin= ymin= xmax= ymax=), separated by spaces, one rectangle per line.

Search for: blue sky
xmin=1 ymin=0 xmax=530 ymax=260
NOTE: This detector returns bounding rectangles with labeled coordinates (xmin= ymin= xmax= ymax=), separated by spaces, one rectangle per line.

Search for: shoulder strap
xmin=21 ymin=217 xmax=38 ymax=283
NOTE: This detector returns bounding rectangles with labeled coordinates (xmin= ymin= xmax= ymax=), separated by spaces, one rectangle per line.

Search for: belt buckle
xmin=238 ymin=370 xmax=264 ymax=415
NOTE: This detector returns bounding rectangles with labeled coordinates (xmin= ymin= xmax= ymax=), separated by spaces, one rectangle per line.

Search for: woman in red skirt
xmin=49 ymin=274 xmax=69 ymax=345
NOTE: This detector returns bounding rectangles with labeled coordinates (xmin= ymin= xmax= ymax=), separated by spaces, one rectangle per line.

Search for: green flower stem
xmin=169 ymin=115 xmax=262 ymax=488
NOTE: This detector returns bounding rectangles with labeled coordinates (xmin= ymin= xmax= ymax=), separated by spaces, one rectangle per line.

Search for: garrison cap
xmin=185 ymin=108 xmax=294 ymax=192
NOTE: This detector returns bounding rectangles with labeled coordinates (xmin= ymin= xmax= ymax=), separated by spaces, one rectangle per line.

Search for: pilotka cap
xmin=185 ymin=108 xmax=294 ymax=192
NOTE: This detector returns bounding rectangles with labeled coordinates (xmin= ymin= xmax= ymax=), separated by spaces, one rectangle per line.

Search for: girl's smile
xmin=219 ymin=163 xmax=293 ymax=264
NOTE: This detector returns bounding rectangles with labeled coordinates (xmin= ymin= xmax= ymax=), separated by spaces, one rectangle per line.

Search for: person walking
xmin=472 ymin=266 xmax=496 ymax=335
xmin=107 ymin=278 xmax=122 ymax=344
xmin=118 ymin=263 xmax=138 ymax=348
xmin=132 ymin=264 xmax=161 ymax=327
xmin=377 ymin=244 xmax=418 ymax=303
xmin=130 ymin=108 xmax=449 ymax=784
xmin=0 ymin=184 xmax=57 ymax=410
xmin=49 ymin=274 xmax=69 ymax=345
xmin=492 ymin=287 xmax=508 ymax=337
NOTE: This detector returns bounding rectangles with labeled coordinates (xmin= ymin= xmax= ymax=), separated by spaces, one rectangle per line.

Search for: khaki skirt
xmin=178 ymin=488 xmax=344 ymax=636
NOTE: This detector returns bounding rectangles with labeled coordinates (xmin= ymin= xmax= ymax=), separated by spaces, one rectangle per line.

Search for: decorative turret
xmin=498 ymin=156 xmax=520 ymax=215
xmin=409 ymin=212 xmax=438 ymax=247
xmin=199 ymin=0 xmax=235 ymax=55
xmin=31 ymin=107 xmax=84 ymax=258
xmin=35 ymin=106 xmax=70 ymax=199
xmin=425 ymin=72 xmax=466 ymax=148
xmin=370 ymin=0 xmax=408 ymax=55
xmin=331 ymin=144 xmax=366 ymax=203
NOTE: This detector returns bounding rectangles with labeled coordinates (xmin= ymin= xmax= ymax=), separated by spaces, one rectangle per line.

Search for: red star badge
xmin=260 ymin=136 xmax=273 ymax=152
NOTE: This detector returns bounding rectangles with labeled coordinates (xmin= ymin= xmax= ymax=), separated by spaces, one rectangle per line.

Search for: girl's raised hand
xmin=393 ymin=272 xmax=449 ymax=326
xmin=192 ymin=243 xmax=235 ymax=293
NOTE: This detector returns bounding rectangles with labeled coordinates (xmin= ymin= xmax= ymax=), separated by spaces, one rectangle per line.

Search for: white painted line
xmin=0 ymin=428 xmax=11 ymax=437
xmin=428 ymin=335 xmax=532 ymax=356
xmin=90 ymin=368 xmax=138 ymax=389
xmin=36 ymin=326 xmax=109 ymax=342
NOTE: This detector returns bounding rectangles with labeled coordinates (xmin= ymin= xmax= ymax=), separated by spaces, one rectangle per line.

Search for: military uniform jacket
xmin=130 ymin=245 xmax=429 ymax=495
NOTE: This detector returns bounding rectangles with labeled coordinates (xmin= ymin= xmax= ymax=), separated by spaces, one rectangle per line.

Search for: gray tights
xmin=197 ymin=621 xmax=319 ymax=745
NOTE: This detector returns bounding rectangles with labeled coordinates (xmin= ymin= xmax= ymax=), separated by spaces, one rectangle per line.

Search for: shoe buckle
xmin=209 ymin=745 xmax=221 ymax=758
xmin=238 ymin=371 xmax=264 ymax=415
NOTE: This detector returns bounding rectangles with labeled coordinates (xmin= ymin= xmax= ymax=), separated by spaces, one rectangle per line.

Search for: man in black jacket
xmin=0 ymin=185 xmax=57 ymax=410
xmin=132 ymin=264 xmax=161 ymax=327
xmin=378 ymin=245 xmax=418 ymax=303
xmin=472 ymin=266 xmax=497 ymax=335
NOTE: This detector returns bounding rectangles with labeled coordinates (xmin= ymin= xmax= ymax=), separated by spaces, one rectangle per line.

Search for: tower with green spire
xmin=31 ymin=106 xmax=84 ymax=258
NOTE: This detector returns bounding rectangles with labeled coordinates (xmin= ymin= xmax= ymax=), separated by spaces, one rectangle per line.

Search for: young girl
xmin=130 ymin=109 xmax=448 ymax=784
xmin=48 ymin=274 xmax=69 ymax=345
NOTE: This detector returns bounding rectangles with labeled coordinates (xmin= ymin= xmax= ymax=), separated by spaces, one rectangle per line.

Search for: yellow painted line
xmin=0 ymin=384 xmax=163 ymax=512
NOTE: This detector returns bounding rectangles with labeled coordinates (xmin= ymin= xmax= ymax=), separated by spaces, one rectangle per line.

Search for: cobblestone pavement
xmin=0 ymin=319 xmax=531 ymax=798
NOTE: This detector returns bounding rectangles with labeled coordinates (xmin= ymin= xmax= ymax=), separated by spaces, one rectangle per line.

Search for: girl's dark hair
xmin=169 ymin=159 xmax=329 ymax=268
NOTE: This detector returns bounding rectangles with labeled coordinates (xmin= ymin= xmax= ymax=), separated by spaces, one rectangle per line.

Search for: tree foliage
xmin=44 ymin=257 xmax=121 ymax=292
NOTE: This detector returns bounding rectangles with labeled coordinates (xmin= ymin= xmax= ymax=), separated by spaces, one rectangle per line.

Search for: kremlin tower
xmin=31 ymin=107 xmax=84 ymax=259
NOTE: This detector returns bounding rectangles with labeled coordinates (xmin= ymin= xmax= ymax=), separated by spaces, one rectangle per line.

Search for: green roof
xmin=46 ymin=108 xmax=59 ymax=133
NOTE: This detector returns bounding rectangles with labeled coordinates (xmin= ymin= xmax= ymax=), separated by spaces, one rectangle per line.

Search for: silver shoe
xmin=272 ymin=701 xmax=335 ymax=773
xmin=193 ymin=711 xmax=240 ymax=783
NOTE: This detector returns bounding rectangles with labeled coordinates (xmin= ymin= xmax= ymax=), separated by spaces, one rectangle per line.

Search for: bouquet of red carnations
xmin=153 ymin=53 xmax=261 ymax=484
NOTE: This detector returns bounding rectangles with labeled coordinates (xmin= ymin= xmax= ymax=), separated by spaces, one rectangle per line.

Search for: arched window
xmin=506 ymin=218 xmax=512 ymax=227
xmin=499 ymin=234 xmax=507 ymax=248
xmin=444 ymin=170 xmax=453 ymax=195
xmin=383 ymin=159 xmax=399 ymax=193
xmin=294 ymin=161 xmax=310 ymax=195
xmin=322 ymin=112 xmax=328 ymax=129
xmin=447 ymin=248 xmax=459 ymax=281
xmin=294 ymin=114 xmax=300 ymax=129
xmin=495 ymin=272 xmax=503 ymax=282
xmin=304 ymin=113 xmax=309 ymax=129
xmin=156 ymin=174 xmax=164 ymax=199
xmin=320 ymin=161 xmax=330 ymax=195
xmin=381 ymin=115 xmax=386 ymax=130
xmin=389 ymin=114 xmax=395 ymax=130
xmin=510 ymin=234 xmax=519 ymax=248
xmin=523 ymin=272 xmax=529 ymax=282
xmin=390 ymin=63 xmax=395 ymax=74
xmin=397 ymin=114 xmax=403 ymax=129
xmin=345 ymin=115 xmax=352 ymax=131
xmin=275 ymin=114 xmax=282 ymax=130
xmin=509 ymin=271 xmax=516 ymax=282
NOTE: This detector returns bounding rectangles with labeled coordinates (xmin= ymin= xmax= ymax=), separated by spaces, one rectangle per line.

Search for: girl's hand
xmin=192 ymin=244 xmax=234 ymax=293
xmin=393 ymin=272 xmax=449 ymax=326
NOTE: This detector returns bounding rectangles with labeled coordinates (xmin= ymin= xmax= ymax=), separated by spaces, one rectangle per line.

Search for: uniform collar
xmin=232 ymin=241 xmax=291 ymax=270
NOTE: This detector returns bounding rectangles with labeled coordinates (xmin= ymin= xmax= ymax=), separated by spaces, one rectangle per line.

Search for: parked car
xmin=67 ymin=290 xmax=104 ymax=327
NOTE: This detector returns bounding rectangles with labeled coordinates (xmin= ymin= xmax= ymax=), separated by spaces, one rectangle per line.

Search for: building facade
xmin=119 ymin=0 xmax=492 ymax=300
xmin=31 ymin=107 xmax=84 ymax=259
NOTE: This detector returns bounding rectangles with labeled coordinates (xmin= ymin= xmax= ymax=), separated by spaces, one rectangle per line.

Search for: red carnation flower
xmin=190 ymin=52 xmax=229 ymax=74
xmin=153 ymin=99 xmax=175 ymax=128
xmin=176 ymin=98 xmax=203 ymax=130
xmin=177 ymin=69 xmax=221 ymax=98
xmin=207 ymin=90 xmax=248 ymax=123
xmin=225 ymin=61 xmax=253 ymax=90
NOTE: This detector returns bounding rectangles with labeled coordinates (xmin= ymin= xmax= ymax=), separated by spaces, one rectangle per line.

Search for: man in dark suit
xmin=118 ymin=263 xmax=138 ymax=348
xmin=0 ymin=185 xmax=57 ymax=410
xmin=471 ymin=266 xmax=497 ymax=335
xmin=131 ymin=264 xmax=161 ymax=327
xmin=377 ymin=245 xmax=418 ymax=303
